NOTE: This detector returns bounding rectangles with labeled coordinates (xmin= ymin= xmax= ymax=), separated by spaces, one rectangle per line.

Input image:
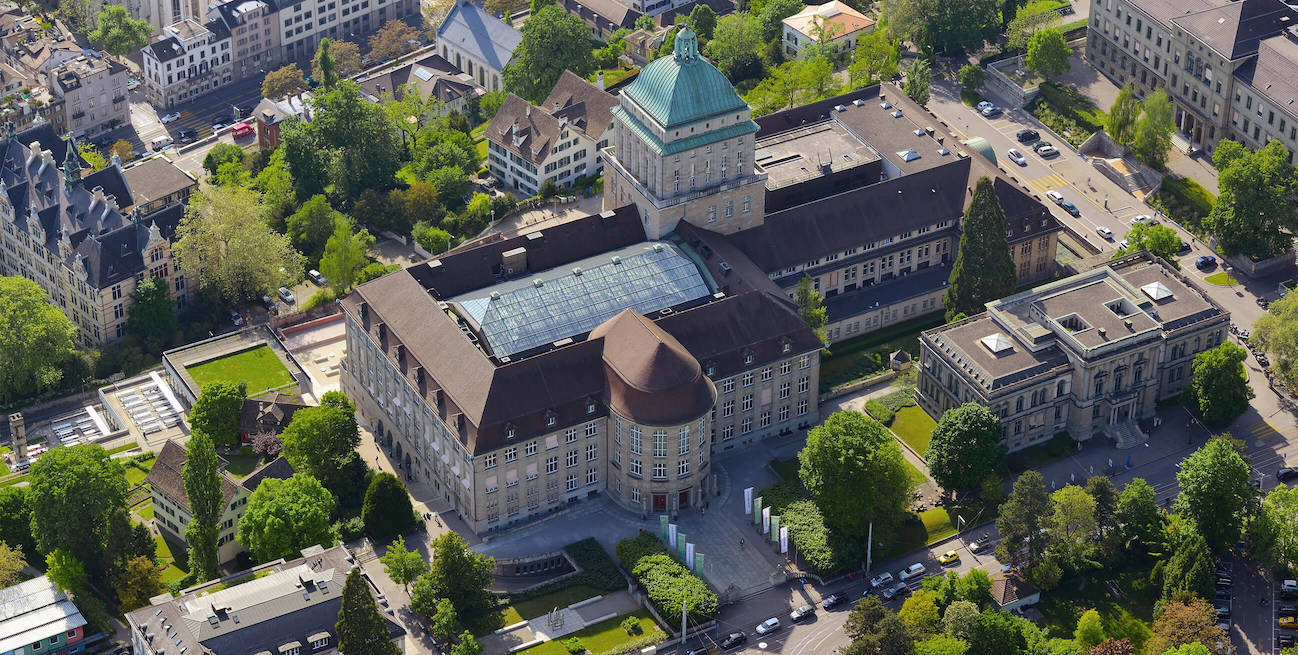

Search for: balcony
xmin=71 ymin=111 xmax=85 ymax=120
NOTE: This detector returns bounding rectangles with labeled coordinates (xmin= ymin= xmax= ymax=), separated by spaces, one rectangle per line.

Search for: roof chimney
xmin=596 ymin=71 xmax=604 ymax=90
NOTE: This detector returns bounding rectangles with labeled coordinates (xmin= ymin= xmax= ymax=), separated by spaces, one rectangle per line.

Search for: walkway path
xmin=479 ymin=591 xmax=641 ymax=653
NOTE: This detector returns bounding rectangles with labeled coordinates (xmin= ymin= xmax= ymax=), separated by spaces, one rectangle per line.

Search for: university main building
xmin=341 ymin=27 xmax=1063 ymax=534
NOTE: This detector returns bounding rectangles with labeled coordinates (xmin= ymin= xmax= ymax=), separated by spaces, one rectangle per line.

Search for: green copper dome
xmin=621 ymin=25 xmax=749 ymax=129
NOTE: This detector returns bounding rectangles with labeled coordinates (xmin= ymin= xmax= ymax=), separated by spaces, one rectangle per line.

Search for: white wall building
xmin=141 ymin=18 xmax=233 ymax=109
xmin=781 ymin=1 xmax=875 ymax=59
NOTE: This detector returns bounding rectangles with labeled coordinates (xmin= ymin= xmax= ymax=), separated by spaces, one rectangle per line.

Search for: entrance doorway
xmin=678 ymin=489 xmax=690 ymax=508
xmin=652 ymin=493 xmax=667 ymax=512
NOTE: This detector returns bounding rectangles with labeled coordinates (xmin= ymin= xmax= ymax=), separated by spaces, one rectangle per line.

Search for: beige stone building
xmin=917 ymin=252 xmax=1229 ymax=451
xmin=141 ymin=19 xmax=234 ymax=109
xmin=49 ymin=54 xmax=130 ymax=139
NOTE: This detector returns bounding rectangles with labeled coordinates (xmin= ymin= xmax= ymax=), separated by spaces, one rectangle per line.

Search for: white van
xmin=150 ymin=135 xmax=173 ymax=150
xmin=898 ymin=562 xmax=926 ymax=581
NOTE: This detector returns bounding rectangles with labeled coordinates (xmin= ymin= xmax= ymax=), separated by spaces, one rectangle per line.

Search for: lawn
xmin=106 ymin=443 xmax=140 ymax=456
xmin=154 ymin=536 xmax=189 ymax=584
xmin=124 ymin=459 xmax=155 ymax=487
xmin=1204 ymin=271 xmax=1237 ymax=286
xmin=890 ymin=406 xmax=937 ymax=456
xmin=1006 ymin=432 xmax=1076 ymax=473
xmin=136 ymin=499 xmax=154 ymax=520
xmin=1036 ymin=569 xmax=1156 ymax=653
xmin=475 ymin=137 xmax=488 ymax=162
xmin=502 ymin=584 xmax=604 ymax=624
xmin=902 ymin=458 xmax=928 ymax=487
xmin=223 ymin=448 xmax=261 ymax=478
xmin=187 ymin=346 xmax=294 ymax=396
xmin=919 ymin=507 xmax=957 ymax=543
xmin=518 ymin=610 xmax=664 ymax=655
xmin=819 ymin=315 xmax=943 ymax=392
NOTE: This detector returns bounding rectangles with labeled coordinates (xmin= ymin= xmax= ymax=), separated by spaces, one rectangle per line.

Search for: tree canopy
xmin=798 ymin=411 xmax=913 ymax=537
xmin=850 ymin=31 xmax=902 ymax=89
xmin=172 ymin=186 xmax=303 ymax=302
xmin=502 ymin=5 xmax=595 ymax=103
xmin=378 ymin=535 xmax=427 ymax=592
xmin=944 ymin=177 xmax=1017 ymax=319
xmin=795 ymin=275 xmax=828 ymax=343
xmin=0 ymin=276 xmax=76 ymax=402
xmin=368 ymin=19 xmax=420 ymax=62
xmin=188 ymin=381 xmax=247 ymax=446
xmin=28 ymin=445 xmax=128 ymax=581
xmin=280 ymin=393 xmax=361 ymax=483
xmin=1147 ymin=598 xmax=1229 ymax=655
xmin=362 ymin=472 xmax=416 ymax=539
xmin=238 ymin=473 xmax=336 ymax=562
xmin=337 ymin=568 xmax=401 ymax=655
xmin=287 ymin=194 xmax=346 ymax=265
xmin=925 ymin=403 xmax=1005 ymax=493
xmin=1117 ymin=223 xmax=1181 ymax=269
xmin=89 ymin=5 xmax=152 ymax=56
xmin=320 ymin=216 xmax=375 ymax=295
xmin=1252 ymin=291 xmax=1298 ymax=386
xmin=263 ymin=65 xmax=308 ymax=100
xmin=995 ymin=470 xmax=1050 ymax=572
xmin=703 ymin=13 xmax=765 ymax=83
xmin=1107 ymin=85 xmax=1141 ymax=146
xmin=903 ymin=59 xmax=932 ymax=106
xmin=1025 ymin=28 xmax=1071 ymax=78
xmin=1204 ymin=139 xmax=1298 ymax=258
xmin=1131 ymin=90 xmax=1176 ymax=169
xmin=1182 ymin=342 xmax=1253 ymax=427
xmin=183 ymin=430 xmax=223 ymax=583
xmin=410 ymin=532 xmax=499 ymax=634
xmin=1173 ymin=437 xmax=1253 ymax=549
xmin=1115 ymin=477 xmax=1163 ymax=551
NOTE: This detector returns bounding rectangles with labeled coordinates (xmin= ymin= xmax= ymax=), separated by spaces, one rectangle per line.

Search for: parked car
xmin=970 ymin=536 xmax=992 ymax=553
xmin=1046 ymin=190 xmax=1064 ymax=205
xmin=1279 ymin=604 xmax=1298 ymax=617
xmin=1214 ymin=606 xmax=1230 ymax=619
xmin=1060 ymin=200 xmax=1081 ymax=217
xmin=262 ymin=294 xmax=277 ymax=310
xmin=228 ymin=310 xmax=245 ymax=327
xmin=307 ymin=269 xmax=327 ymax=285
xmin=976 ymin=101 xmax=993 ymax=112
xmin=1007 ymin=148 xmax=1027 ymax=166
xmin=870 ymin=572 xmax=894 ymax=589
xmin=1214 ymin=589 xmax=1231 ymax=600
xmin=1131 ymin=214 xmax=1153 ymax=225
xmin=882 ymin=582 xmax=909 ymax=600
xmin=720 ymin=632 xmax=747 ymax=650
xmin=1036 ymin=145 xmax=1059 ymax=157
xmin=1178 ymin=240 xmax=1192 ymax=254
xmin=982 ymin=105 xmax=1003 ymax=117
xmin=938 ymin=550 xmax=960 ymax=565
xmin=1096 ymin=225 xmax=1113 ymax=239
xmin=177 ymin=128 xmax=197 ymax=144
xmin=150 ymin=135 xmax=173 ymax=150
xmin=790 ymin=605 xmax=816 ymax=622
xmin=755 ymin=618 xmax=780 ymax=635
xmin=1282 ymin=579 xmax=1298 ymax=598
xmin=822 ymin=592 xmax=848 ymax=610
xmin=1279 ymin=615 xmax=1296 ymax=628
xmin=231 ymin=122 xmax=254 ymax=138
xmin=277 ymin=286 xmax=296 ymax=303
xmin=126 ymin=78 xmax=140 ymax=91
xmin=1016 ymin=128 xmax=1040 ymax=143
xmin=1195 ymin=255 xmax=1217 ymax=269
xmin=1277 ymin=466 xmax=1297 ymax=481
xmin=1119 ymin=239 xmax=1130 ymax=250
xmin=899 ymin=563 xmax=926 ymax=581
xmin=160 ymin=111 xmax=180 ymax=123
xmin=211 ymin=122 xmax=227 ymax=133
xmin=1279 ymin=633 xmax=1296 ymax=648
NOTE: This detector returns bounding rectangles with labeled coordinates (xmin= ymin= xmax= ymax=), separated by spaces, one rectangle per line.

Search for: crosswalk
xmin=1025 ymin=173 xmax=1070 ymax=194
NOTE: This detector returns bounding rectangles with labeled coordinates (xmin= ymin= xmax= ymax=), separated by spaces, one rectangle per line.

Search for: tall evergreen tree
xmin=943 ymin=177 xmax=1017 ymax=320
xmin=316 ymin=38 xmax=339 ymax=88
xmin=337 ymin=569 xmax=400 ymax=655
xmin=183 ymin=430 xmax=223 ymax=583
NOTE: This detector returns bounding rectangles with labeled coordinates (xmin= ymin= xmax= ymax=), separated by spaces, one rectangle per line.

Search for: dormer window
xmin=505 ymin=424 xmax=517 ymax=439
xmin=546 ymin=414 xmax=557 ymax=427
xmin=743 ymin=353 xmax=755 ymax=365
xmin=586 ymin=401 xmax=596 ymax=415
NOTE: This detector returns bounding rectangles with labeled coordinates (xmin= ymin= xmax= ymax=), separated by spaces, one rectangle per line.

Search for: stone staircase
xmin=1106 ymin=419 xmax=1148 ymax=449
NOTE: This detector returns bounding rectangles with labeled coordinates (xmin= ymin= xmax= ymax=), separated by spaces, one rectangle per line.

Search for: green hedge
xmin=864 ymin=399 xmax=895 ymax=425
xmin=781 ymin=500 xmax=864 ymax=575
xmin=1149 ymin=175 xmax=1216 ymax=237
xmin=616 ymin=533 xmax=716 ymax=623
xmin=760 ymin=479 xmax=809 ymax=513
xmin=510 ymin=538 xmax=625 ymax=603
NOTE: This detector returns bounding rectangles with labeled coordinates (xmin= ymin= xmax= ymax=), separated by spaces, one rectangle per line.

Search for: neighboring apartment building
xmin=126 ymin=544 xmax=406 ymax=655
xmin=358 ymin=51 xmax=481 ymax=118
xmin=215 ymin=0 xmax=283 ymax=82
xmin=436 ymin=0 xmax=521 ymax=92
xmin=561 ymin=0 xmax=643 ymax=38
xmin=141 ymin=18 xmax=233 ymax=109
xmin=486 ymin=71 xmax=616 ymax=195
xmin=781 ymin=1 xmax=875 ymax=59
xmin=1087 ymin=0 xmax=1298 ymax=155
xmin=917 ymin=252 xmax=1229 ymax=452
xmin=48 ymin=54 xmax=130 ymax=139
xmin=0 ymin=576 xmax=93 ymax=655
xmin=275 ymin=0 xmax=419 ymax=65
xmin=126 ymin=0 xmax=205 ymax=33
xmin=252 ymin=91 xmax=312 ymax=150
xmin=0 ymin=123 xmax=193 ymax=346
xmin=145 ymin=439 xmax=295 ymax=563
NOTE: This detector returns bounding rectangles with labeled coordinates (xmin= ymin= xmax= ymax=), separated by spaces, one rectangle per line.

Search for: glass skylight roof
xmin=450 ymin=242 xmax=712 ymax=357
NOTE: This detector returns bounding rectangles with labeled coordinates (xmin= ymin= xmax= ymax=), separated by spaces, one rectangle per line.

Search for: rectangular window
xmin=525 ymin=442 xmax=537 ymax=457
xmin=798 ymin=376 xmax=810 ymax=393
xmin=779 ymin=382 xmax=791 ymax=399
xmin=760 ymin=367 xmax=773 ymax=381
xmin=742 ymin=394 xmax=753 ymax=412
xmin=566 ymin=428 xmax=578 ymax=443
xmin=741 ymin=417 xmax=753 ymax=434
xmin=678 ymin=427 xmax=690 ymax=455
xmin=566 ymin=450 xmax=578 ymax=468
xmin=567 ymin=474 xmax=578 ymax=491
xmin=722 ymin=379 xmax=734 ymax=393
xmin=630 ymin=459 xmax=642 ymax=476
xmin=545 ymin=456 xmax=558 ymax=474
xmin=653 ymin=463 xmax=667 ymax=479
xmin=586 ymin=442 xmax=598 ymax=461
xmin=678 ymin=459 xmax=690 ymax=477
xmin=504 ymin=447 xmax=517 ymax=462
xmin=630 ymin=426 xmax=642 ymax=455
xmin=483 ymin=453 xmax=497 ymax=469
xmin=653 ymin=430 xmax=667 ymax=457
xmin=742 ymin=372 xmax=754 ymax=387
xmin=798 ymin=399 xmax=809 ymax=415
xmin=585 ymin=422 xmax=598 ymax=437
xmin=586 ymin=468 xmax=598 ymax=485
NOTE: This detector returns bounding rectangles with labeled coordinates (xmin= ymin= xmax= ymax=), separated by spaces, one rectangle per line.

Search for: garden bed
xmin=1148 ymin=175 xmax=1216 ymax=237
xmin=501 ymin=584 xmax=604 ymax=624
xmin=818 ymin=315 xmax=942 ymax=392
xmin=518 ymin=609 xmax=665 ymax=655
xmin=1027 ymin=82 xmax=1107 ymax=148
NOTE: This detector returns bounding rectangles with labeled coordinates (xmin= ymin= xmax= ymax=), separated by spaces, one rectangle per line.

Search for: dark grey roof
xmin=1127 ymin=0 xmax=1230 ymax=29
xmin=359 ymin=53 xmax=478 ymax=106
xmin=822 ymin=261 xmax=952 ymax=321
xmin=561 ymin=0 xmax=641 ymax=33
xmin=436 ymin=0 xmax=522 ymax=71
xmin=1171 ymin=0 xmax=1298 ymax=60
xmin=656 ymin=290 xmax=823 ymax=379
xmin=144 ymin=36 xmax=184 ymax=62
xmin=1233 ymin=30 xmax=1298 ymax=113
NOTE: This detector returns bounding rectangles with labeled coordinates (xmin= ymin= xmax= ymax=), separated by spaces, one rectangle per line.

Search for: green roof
xmin=614 ymin=106 xmax=757 ymax=156
xmin=620 ymin=25 xmax=749 ymax=129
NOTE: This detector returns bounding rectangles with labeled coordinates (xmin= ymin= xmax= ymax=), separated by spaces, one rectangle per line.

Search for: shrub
xmin=621 ymin=616 xmax=641 ymax=635
xmin=333 ymin=516 xmax=365 ymax=541
xmin=616 ymin=534 xmax=717 ymax=623
xmin=361 ymin=472 xmax=416 ymax=539
xmin=780 ymin=500 xmax=863 ymax=575
xmin=864 ymin=399 xmax=895 ymax=425
xmin=563 ymin=637 xmax=585 ymax=654
xmin=301 ymin=288 xmax=336 ymax=310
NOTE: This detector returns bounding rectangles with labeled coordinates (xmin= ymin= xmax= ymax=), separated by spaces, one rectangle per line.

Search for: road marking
xmin=1026 ymin=173 xmax=1070 ymax=193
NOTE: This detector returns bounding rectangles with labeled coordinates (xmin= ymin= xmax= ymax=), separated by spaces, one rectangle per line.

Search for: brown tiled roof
xmin=1233 ymin=32 xmax=1298 ymax=115
xmin=359 ymin=53 xmax=479 ymax=106
xmin=121 ymin=157 xmax=197 ymax=208
xmin=992 ymin=571 xmax=1038 ymax=607
xmin=486 ymin=93 xmax=562 ymax=166
xmin=145 ymin=440 xmax=295 ymax=512
xmin=240 ymin=456 xmax=296 ymax=492
xmin=239 ymin=394 xmax=309 ymax=435
xmin=591 ymin=310 xmax=717 ymax=424
xmin=656 ymin=290 xmax=823 ymax=379
xmin=562 ymin=0 xmax=641 ymax=32
xmin=543 ymin=71 xmax=618 ymax=139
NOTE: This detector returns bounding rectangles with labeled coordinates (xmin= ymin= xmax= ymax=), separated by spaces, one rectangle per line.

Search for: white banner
xmin=668 ymin=523 xmax=678 ymax=550
xmin=762 ymin=506 xmax=770 ymax=534
xmin=780 ymin=526 xmax=788 ymax=554
xmin=685 ymin=542 xmax=696 ymax=570
xmin=744 ymin=487 xmax=754 ymax=515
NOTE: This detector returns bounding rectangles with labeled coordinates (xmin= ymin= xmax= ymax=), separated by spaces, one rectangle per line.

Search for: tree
xmin=315 ymin=38 xmax=338 ymax=88
xmin=1005 ymin=4 xmax=1059 ymax=52
xmin=252 ymin=432 xmax=284 ymax=460
xmin=925 ymin=403 xmax=1005 ymax=493
xmin=900 ymin=590 xmax=942 ymax=636
xmin=1025 ymin=28 xmax=1071 ymax=78
xmin=959 ymin=65 xmax=985 ymax=97
xmin=280 ymin=399 xmax=360 ymax=483
xmin=183 ymin=430 xmax=223 ymax=583
xmin=114 ymin=555 xmax=164 ymax=610
xmin=280 ymin=117 xmax=329 ymax=201
xmin=884 ymin=0 xmax=1001 ymax=55
xmin=1204 ymin=139 xmax=1298 ymax=258
xmin=1091 ymin=639 xmax=1133 ymax=655
xmin=263 ymin=64 xmax=307 ymax=99
xmin=759 ymin=0 xmax=804 ymax=41
xmin=1161 ymin=517 xmax=1214 ymax=600
xmin=1162 ymin=645 xmax=1212 ymax=655
xmin=1173 ymin=437 xmax=1253 ymax=549
xmin=503 ymin=6 xmax=595 ymax=103
xmin=450 ymin=633 xmax=484 ymax=655
xmin=688 ymin=3 xmax=717 ymax=39
xmin=1131 ymin=90 xmax=1176 ymax=169
xmin=1074 ymin=609 xmax=1106 ymax=651
xmin=849 ymin=31 xmax=902 ymax=89
xmin=745 ymin=57 xmax=838 ymax=116
xmin=337 ymin=569 xmax=401 ymax=655
xmin=320 ymin=216 xmax=375 ymax=294
xmin=379 ymin=535 xmax=427 ymax=593
xmin=318 ymin=39 xmax=361 ymax=80
xmin=394 ymin=181 xmax=443 ymax=233
xmin=1254 ymin=485 xmax=1298 ymax=576
xmin=1147 ymin=598 xmax=1229 ymax=655
xmin=409 ymin=532 xmax=498 ymax=634
xmin=704 ymin=13 xmax=764 ymax=83
xmin=203 ymin=143 xmax=245 ymax=181
xmin=237 ymin=473 xmax=335 ymax=563
xmin=904 ymin=59 xmax=932 ymax=106
xmin=286 ymin=195 xmax=344 ymax=265
xmin=944 ymin=177 xmax=1017 ymax=320
xmin=188 ymin=382 xmax=247 ymax=447
xmin=126 ymin=275 xmax=177 ymax=352
xmin=29 ymin=445 xmax=128 ymax=579
xmin=80 ymin=144 xmax=107 ymax=172
xmin=794 ymin=275 xmax=828 ymax=343
xmin=842 ymin=612 xmax=913 ymax=655
xmin=0 ymin=487 xmax=36 ymax=562
xmin=1116 ymin=477 xmax=1162 ymax=550
xmin=88 ymin=5 xmax=151 ymax=56
xmin=1085 ymin=476 xmax=1119 ymax=556
xmin=0 ymin=542 xmax=25 ymax=588
xmin=0 ymin=276 xmax=76 ymax=402
xmin=110 ymin=139 xmax=134 ymax=164
xmin=45 ymin=549 xmax=88 ymax=597
xmin=1047 ymin=485 xmax=1098 ymax=569
xmin=996 ymin=470 xmax=1050 ymax=570
xmin=942 ymin=601 xmax=980 ymax=640
xmin=798 ymin=411 xmax=913 ymax=537
xmin=362 ymin=473 xmax=416 ymax=539
xmin=173 ymin=186 xmax=302 ymax=302
xmin=413 ymin=223 xmax=452 ymax=254
xmin=1252 ymin=292 xmax=1298 ymax=387
xmin=916 ymin=635 xmax=969 ymax=655
xmin=969 ymin=610 xmax=1026 ymax=655
xmin=311 ymin=81 xmax=403 ymax=199
xmin=1184 ymin=342 xmax=1253 ymax=428
xmin=1107 ymin=85 xmax=1141 ymax=146
xmin=431 ymin=598 xmax=461 ymax=643
xmin=369 ymin=19 xmax=420 ymax=62
xmin=57 ymin=0 xmax=99 ymax=36
xmin=1117 ymin=223 xmax=1182 ymax=269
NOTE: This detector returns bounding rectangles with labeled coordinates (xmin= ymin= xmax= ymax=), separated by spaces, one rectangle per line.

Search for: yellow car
xmin=938 ymin=550 xmax=960 ymax=565
xmin=1281 ymin=616 xmax=1297 ymax=628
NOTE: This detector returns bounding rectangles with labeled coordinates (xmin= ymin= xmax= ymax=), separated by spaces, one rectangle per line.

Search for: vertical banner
xmin=780 ymin=526 xmax=789 ymax=553
xmin=685 ymin=542 xmax=696 ymax=570
xmin=770 ymin=516 xmax=780 ymax=542
xmin=762 ymin=507 xmax=771 ymax=534
xmin=668 ymin=523 xmax=678 ymax=549
xmin=677 ymin=533 xmax=687 ymax=560
xmin=753 ymin=496 xmax=763 ymax=525
xmin=743 ymin=487 xmax=754 ymax=515
xmin=695 ymin=552 xmax=704 ymax=573
xmin=660 ymin=515 xmax=668 ymax=541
